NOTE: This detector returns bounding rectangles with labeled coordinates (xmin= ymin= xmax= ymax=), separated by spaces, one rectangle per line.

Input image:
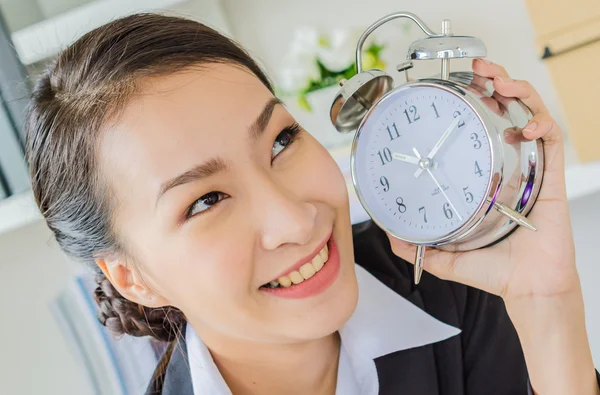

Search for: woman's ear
xmin=95 ymin=256 xmax=169 ymax=308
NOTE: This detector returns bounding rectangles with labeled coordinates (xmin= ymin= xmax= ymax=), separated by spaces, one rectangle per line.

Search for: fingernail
xmin=479 ymin=58 xmax=492 ymax=64
xmin=523 ymin=122 xmax=537 ymax=133
xmin=495 ymin=76 xmax=512 ymax=83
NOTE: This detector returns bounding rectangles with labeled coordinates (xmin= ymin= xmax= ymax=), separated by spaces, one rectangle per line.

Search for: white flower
xmin=315 ymin=29 xmax=357 ymax=72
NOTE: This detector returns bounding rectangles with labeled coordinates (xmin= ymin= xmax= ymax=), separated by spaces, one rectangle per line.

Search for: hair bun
xmin=93 ymin=272 xmax=185 ymax=343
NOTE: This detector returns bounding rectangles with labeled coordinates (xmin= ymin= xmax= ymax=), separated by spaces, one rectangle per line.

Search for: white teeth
xmin=312 ymin=254 xmax=324 ymax=271
xmin=265 ymin=243 xmax=330 ymax=289
xmin=299 ymin=263 xmax=316 ymax=280
xmin=278 ymin=275 xmax=292 ymax=288
xmin=318 ymin=248 xmax=327 ymax=262
xmin=289 ymin=271 xmax=304 ymax=285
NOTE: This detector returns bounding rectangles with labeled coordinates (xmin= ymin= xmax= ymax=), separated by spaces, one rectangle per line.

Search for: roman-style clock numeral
xmin=470 ymin=132 xmax=482 ymax=149
xmin=386 ymin=122 xmax=400 ymax=141
xmin=404 ymin=105 xmax=421 ymax=124
xmin=453 ymin=110 xmax=466 ymax=128
xmin=443 ymin=203 xmax=454 ymax=219
xmin=431 ymin=102 xmax=440 ymax=118
xmin=463 ymin=186 xmax=474 ymax=203
xmin=377 ymin=147 xmax=392 ymax=166
xmin=419 ymin=206 xmax=428 ymax=223
xmin=380 ymin=176 xmax=390 ymax=192
xmin=474 ymin=160 xmax=484 ymax=177
xmin=396 ymin=197 xmax=407 ymax=213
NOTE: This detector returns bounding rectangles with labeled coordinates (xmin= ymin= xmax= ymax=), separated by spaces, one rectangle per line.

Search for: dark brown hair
xmin=25 ymin=13 xmax=273 ymax=343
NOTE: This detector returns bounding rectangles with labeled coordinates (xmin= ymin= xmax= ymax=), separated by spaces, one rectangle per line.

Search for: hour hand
xmin=392 ymin=152 xmax=420 ymax=165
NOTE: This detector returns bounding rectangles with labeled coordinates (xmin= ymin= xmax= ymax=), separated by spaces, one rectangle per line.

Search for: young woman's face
xmin=99 ymin=64 xmax=358 ymax=344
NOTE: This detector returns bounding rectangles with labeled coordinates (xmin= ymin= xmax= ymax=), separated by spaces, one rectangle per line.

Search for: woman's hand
xmin=387 ymin=58 xmax=599 ymax=395
xmin=387 ymin=58 xmax=576 ymax=302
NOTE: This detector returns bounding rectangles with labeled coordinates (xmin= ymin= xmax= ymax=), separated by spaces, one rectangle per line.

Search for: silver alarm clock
xmin=330 ymin=12 xmax=544 ymax=284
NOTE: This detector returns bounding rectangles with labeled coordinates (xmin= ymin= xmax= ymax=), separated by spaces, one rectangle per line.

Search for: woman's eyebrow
xmin=249 ymin=97 xmax=283 ymax=140
xmin=155 ymin=97 xmax=282 ymax=207
xmin=155 ymin=158 xmax=228 ymax=207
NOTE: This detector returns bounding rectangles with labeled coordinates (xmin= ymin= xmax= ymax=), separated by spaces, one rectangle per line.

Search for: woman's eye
xmin=272 ymin=123 xmax=302 ymax=159
xmin=187 ymin=191 xmax=228 ymax=218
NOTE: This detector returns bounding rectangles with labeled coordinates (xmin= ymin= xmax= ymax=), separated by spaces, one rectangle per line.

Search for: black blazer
xmin=146 ymin=220 xmax=600 ymax=394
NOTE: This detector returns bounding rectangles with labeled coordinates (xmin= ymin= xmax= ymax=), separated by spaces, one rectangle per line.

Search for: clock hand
xmin=392 ymin=152 xmax=439 ymax=168
xmin=414 ymin=116 xmax=461 ymax=178
xmin=391 ymin=152 xmax=420 ymax=165
xmin=413 ymin=148 xmax=463 ymax=221
xmin=427 ymin=168 xmax=463 ymax=221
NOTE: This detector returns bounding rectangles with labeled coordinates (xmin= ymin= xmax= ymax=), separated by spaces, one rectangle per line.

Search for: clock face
xmin=353 ymin=84 xmax=493 ymax=242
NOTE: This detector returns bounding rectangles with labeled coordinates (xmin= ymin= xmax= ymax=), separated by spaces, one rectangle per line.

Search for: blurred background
xmin=0 ymin=0 xmax=598 ymax=394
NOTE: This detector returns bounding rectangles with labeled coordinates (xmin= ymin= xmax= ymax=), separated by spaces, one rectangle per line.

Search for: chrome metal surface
xmin=349 ymin=72 xmax=544 ymax=250
xmin=441 ymin=20 xmax=452 ymax=79
xmin=408 ymin=35 xmax=487 ymax=61
xmin=355 ymin=12 xmax=441 ymax=73
xmin=396 ymin=61 xmax=414 ymax=72
xmin=330 ymin=70 xmax=394 ymax=133
xmin=494 ymin=201 xmax=537 ymax=231
xmin=397 ymin=61 xmax=414 ymax=82
xmin=415 ymin=245 xmax=426 ymax=284
xmin=331 ymin=12 xmax=543 ymax=254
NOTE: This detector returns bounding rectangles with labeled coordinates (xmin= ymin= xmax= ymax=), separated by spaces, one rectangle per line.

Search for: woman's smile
xmin=260 ymin=232 xmax=340 ymax=299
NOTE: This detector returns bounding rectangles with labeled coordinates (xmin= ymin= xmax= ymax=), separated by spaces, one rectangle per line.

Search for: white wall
xmin=0 ymin=221 xmax=92 ymax=395
xmin=569 ymin=192 xmax=600 ymax=368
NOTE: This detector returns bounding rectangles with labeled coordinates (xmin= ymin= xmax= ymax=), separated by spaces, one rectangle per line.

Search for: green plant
xmin=296 ymin=41 xmax=387 ymax=111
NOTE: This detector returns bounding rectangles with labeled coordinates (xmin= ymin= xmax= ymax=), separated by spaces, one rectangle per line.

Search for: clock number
xmin=474 ymin=160 xmax=484 ymax=177
xmin=396 ymin=197 xmax=407 ymax=214
xmin=453 ymin=111 xmax=466 ymax=128
xmin=419 ymin=206 xmax=428 ymax=223
xmin=443 ymin=202 xmax=454 ymax=219
xmin=403 ymin=105 xmax=421 ymax=124
xmin=377 ymin=147 xmax=392 ymax=166
xmin=470 ymin=132 xmax=482 ymax=150
xmin=386 ymin=122 xmax=400 ymax=141
xmin=431 ymin=102 xmax=440 ymax=118
xmin=380 ymin=176 xmax=390 ymax=192
xmin=463 ymin=186 xmax=474 ymax=203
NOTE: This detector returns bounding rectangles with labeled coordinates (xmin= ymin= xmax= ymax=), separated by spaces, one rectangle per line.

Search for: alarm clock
xmin=330 ymin=12 xmax=544 ymax=284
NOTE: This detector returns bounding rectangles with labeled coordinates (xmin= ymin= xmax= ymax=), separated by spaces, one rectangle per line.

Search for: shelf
xmin=1 ymin=146 xmax=599 ymax=237
xmin=11 ymin=0 xmax=185 ymax=66
xmin=566 ymin=160 xmax=600 ymax=201
xmin=0 ymin=191 xmax=42 ymax=236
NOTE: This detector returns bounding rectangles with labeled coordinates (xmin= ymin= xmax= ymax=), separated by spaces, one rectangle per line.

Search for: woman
xmin=25 ymin=13 xmax=599 ymax=395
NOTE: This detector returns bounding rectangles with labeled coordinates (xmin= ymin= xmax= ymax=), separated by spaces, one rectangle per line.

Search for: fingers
xmin=472 ymin=58 xmax=510 ymax=79
xmin=522 ymin=112 xmax=562 ymax=143
xmin=386 ymin=234 xmax=463 ymax=283
xmin=386 ymin=233 xmax=504 ymax=295
xmin=492 ymin=77 xmax=548 ymax=115
xmin=473 ymin=59 xmax=561 ymax=145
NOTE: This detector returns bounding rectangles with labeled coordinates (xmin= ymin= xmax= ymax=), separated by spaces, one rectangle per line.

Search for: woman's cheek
xmin=307 ymin=145 xmax=349 ymax=207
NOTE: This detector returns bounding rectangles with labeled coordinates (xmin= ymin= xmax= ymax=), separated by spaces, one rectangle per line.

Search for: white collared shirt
xmin=186 ymin=264 xmax=461 ymax=395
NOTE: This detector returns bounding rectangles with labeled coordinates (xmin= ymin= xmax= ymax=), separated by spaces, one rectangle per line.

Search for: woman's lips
xmin=269 ymin=232 xmax=331 ymax=282
xmin=260 ymin=236 xmax=340 ymax=299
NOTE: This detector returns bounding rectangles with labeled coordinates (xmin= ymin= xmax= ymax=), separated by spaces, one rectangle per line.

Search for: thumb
xmin=385 ymin=232 xmax=502 ymax=294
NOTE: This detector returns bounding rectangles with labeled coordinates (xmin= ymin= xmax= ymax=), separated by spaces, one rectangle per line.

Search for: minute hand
xmin=414 ymin=116 xmax=461 ymax=178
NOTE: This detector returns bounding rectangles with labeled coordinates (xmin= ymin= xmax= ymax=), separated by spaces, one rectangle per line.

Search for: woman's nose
xmin=255 ymin=180 xmax=317 ymax=251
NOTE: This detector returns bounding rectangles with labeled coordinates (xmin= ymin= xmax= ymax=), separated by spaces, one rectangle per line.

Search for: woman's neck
xmin=193 ymin=324 xmax=341 ymax=395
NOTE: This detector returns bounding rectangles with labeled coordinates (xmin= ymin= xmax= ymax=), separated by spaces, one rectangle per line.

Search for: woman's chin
xmin=277 ymin=256 xmax=359 ymax=342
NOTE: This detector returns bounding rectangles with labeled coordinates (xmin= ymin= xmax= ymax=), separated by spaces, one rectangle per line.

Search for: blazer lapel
xmin=374 ymin=289 xmax=441 ymax=395
xmin=156 ymin=328 xmax=194 ymax=395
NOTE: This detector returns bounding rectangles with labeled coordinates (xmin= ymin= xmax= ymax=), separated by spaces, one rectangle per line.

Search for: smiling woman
xmin=24 ymin=12 xmax=600 ymax=395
